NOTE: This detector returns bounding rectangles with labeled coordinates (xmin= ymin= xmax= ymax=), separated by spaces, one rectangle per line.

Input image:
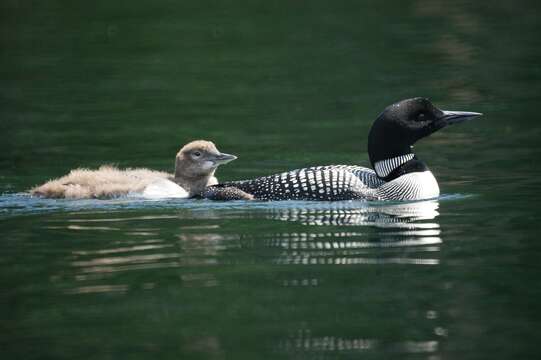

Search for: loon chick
xmin=30 ymin=140 xmax=237 ymax=199
xmin=205 ymin=98 xmax=481 ymax=201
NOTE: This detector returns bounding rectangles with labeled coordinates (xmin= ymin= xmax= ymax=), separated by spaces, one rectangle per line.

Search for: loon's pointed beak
xmin=213 ymin=153 xmax=237 ymax=165
xmin=441 ymin=110 xmax=483 ymax=125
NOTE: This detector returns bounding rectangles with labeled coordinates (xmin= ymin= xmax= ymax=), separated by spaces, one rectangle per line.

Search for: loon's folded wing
xmin=202 ymin=186 xmax=254 ymax=201
xmin=314 ymin=165 xmax=384 ymax=189
xmin=220 ymin=165 xmax=384 ymax=201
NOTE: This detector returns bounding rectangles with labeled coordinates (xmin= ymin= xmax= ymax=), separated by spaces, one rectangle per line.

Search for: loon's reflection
xmin=257 ymin=200 xmax=442 ymax=266
xmin=62 ymin=200 xmax=442 ymax=294
xmin=267 ymin=200 xmax=440 ymax=228
xmin=58 ymin=200 xmax=444 ymax=358
xmin=278 ymin=329 xmax=439 ymax=355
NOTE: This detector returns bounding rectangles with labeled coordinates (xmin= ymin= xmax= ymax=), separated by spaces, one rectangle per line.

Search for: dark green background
xmin=2 ymin=1 xmax=541 ymax=359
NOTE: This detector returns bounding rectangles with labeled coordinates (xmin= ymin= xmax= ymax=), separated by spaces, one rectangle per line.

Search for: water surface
xmin=2 ymin=0 xmax=541 ymax=359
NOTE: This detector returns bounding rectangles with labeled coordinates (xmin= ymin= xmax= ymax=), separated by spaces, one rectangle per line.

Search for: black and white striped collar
xmin=374 ymin=153 xmax=415 ymax=178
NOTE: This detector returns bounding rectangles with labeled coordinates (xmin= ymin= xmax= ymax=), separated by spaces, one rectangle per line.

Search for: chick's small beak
xmin=441 ymin=110 xmax=483 ymax=125
xmin=213 ymin=152 xmax=237 ymax=164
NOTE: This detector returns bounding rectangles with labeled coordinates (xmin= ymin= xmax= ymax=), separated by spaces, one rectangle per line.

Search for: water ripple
xmin=12 ymin=193 xmax=452 ymax=297
xmin=0 ymin=192 xmax=468 ymax=218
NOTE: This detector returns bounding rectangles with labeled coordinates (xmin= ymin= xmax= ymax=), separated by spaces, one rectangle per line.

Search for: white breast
xmin=142 ymin=179 xmax=189 ymax=199
xmin=375 ymin=171 xmax=440 ymax=201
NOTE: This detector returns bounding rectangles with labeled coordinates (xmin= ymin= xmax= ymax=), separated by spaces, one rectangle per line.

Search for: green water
xmin=2 ymin=1 xmax=541 ymax=359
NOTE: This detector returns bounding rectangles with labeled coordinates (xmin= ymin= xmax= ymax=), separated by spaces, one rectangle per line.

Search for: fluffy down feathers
xmin=30 ymin=140 xmax=235 ymax=199
xmin=30 ymin=165 xmax=172 ymax=199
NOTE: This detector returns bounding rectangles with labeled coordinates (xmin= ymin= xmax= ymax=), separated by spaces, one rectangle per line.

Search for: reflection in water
xmin=62 ymin=200 xmax=441 ymax=290
xmin=262 ymin=200 xmax=441 ymax=266
xmin=268 ymin=200 xmax=440 ymax=227
xmin=51 ymin=199 xmax=443 ymax=357
xmin=278 ymin=329 xmax=439 ymax=354
xmin=65 ymin=284 xmax=129 ymax=295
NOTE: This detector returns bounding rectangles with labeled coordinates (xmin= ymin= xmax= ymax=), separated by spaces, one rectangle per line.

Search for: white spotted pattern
xmin=226 ymin=165 xmax=384 ymax=201
xmin=220 ymin=165 xmax=439 ymax=202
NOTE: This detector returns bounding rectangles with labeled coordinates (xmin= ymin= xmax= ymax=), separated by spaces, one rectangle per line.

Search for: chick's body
xmin=30 ymin=140 xmax=233 ymax=199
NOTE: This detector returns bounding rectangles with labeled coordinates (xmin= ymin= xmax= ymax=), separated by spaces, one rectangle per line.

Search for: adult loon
xmin=204 ymin=98 xmax=481 ymax=201
xmin=30 ymin=140 xmax=237 ymax=199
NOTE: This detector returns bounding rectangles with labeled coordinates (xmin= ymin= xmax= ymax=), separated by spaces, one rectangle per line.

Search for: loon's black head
xmin=368 ymin=97 xmax=481 ymax=166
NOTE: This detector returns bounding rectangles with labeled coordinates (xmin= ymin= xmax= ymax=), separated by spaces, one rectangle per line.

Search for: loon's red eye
xmin=417 ymin=112 xmax=426 ymax=121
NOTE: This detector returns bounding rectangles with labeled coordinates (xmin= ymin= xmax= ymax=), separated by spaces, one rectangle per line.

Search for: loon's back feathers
xmin=209 ymin=163 xmax=438 ymax=201
xmin=225 ymin=165 xmax=383 ymax=201
xmin=205 ymin=98 xmax=481 ymax=202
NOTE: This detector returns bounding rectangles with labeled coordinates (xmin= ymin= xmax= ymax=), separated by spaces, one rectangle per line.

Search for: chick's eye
xmin=193 ymin=151 xmax=201 ymax=157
